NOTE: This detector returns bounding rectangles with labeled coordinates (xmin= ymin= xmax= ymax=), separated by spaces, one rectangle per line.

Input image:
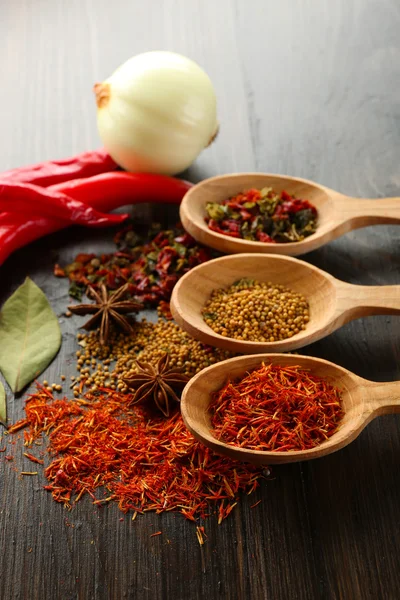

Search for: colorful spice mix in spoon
xmin=205 ymin=187 xmax=317 ymax=243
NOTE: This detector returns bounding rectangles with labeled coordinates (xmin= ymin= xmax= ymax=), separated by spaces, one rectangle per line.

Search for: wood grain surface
xmin=0 ymin=1 xmax=399 ymax=599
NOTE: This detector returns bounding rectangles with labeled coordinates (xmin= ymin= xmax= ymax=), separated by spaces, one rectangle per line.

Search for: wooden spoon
xmin=181 ymin=353 xmax=400 ymax=464
xmin=170 ymin=253 xmax=400 ymax=353
xmin=180 ymin=173 xmax=400 ymax=256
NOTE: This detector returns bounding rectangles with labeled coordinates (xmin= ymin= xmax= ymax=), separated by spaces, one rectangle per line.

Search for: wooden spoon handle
xmin=336 ymin=283 xmax=400 ymax=318
xmin=363 ymin=381 xmax=400 ymax=415
xmin=335 ymin=196 xmax=400 ymax=227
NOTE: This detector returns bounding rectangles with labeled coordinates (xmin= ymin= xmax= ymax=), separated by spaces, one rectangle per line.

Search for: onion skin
xmin=94 ymin=51 xmax=218 ymax=175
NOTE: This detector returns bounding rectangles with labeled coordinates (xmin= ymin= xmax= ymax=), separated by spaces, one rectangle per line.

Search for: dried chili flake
xmin=210 ymin=363 xmax=343 ymax=452
xmin=59 ymin=224 xmax=215 ymax=305
xmin=205 ymin=187 xmax=318 ymax=243
xmin=9 ymin=388 xmax=266 ymax=523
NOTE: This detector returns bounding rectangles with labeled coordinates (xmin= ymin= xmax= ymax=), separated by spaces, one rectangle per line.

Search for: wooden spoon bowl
xmin=181 ymin=353 xmax=400 ymax=464
xmin=180 ymin=173 xmax=400 ymax=256
xmin=170 ymin=253 xmax=400 ymax=354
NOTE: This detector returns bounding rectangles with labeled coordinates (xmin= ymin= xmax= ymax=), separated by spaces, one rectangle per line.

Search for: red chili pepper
xmin=0 ymin=172 xmax=192 ymax=267
xmin=0 ymin=148 xmax=117 ymax=187
xmin=0 ymin=182 xmax=129 ymax=226
xmin=49 ymin=172 xmax=192 ymax=212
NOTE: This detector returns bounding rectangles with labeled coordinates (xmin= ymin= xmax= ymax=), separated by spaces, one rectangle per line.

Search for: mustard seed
xmin=202 ymin=278 xmax=309 ymax=342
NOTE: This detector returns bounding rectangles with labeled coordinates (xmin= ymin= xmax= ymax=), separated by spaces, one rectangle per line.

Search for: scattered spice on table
xmin=71 ymin=317 xmax=234 ymax=396
xmin=205 ymin=187 xmax=317 ymax=243
xmin=8 ymin=388 xmax=266 ymax=523
xmin=56 ymin=224 xmax=214 ymax=304
xmin=202 ymin=278 xmax=309 ymax=342
xmin=23 ymin=452 xmax=44 ymax=465
xmin=196 ymin=525 xmax=207 ymax=545
xmin=210 ymin=363 xmax=343 ymax=451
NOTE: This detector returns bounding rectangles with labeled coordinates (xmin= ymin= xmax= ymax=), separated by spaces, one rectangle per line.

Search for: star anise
xmin=68 ymin=283 xmax=142 ymax=345
xmin=123 ymin=353 xmax=189 ymax=417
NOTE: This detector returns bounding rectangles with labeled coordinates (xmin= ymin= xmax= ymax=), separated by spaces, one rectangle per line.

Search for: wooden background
xmin=1 ymin=1 xmax=399 ymax=598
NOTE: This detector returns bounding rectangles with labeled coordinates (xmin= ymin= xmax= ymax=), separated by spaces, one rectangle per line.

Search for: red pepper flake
xmin=210 ymin=363 xmax=343 ymax=452
xmin=8 ymin=387 xmax=266 ymax=523
xmin=5 ymin=455 xmax=13 ymax=461
xmin=53 ymin=264 xmax=66 ymax=277
xmin=59 ymin=225 xmax=214 ymax=306
xmin=250 ymin=500 xmax=262 ymax=509
xmin=157 ymin=301 xmax=173 ymax=320
xmin=150 ymin=531 xmax=162 ymax=537
xmin=205 ymin=187 xmax=318 ymax=243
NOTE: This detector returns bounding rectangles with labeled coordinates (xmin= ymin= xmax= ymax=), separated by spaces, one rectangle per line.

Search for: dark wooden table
xmin=1 ymin=2 xmax=399 ymax=599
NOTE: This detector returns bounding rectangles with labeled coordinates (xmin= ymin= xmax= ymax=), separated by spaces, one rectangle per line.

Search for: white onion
xmin=94 ymin=51 xmax=218 ymax=175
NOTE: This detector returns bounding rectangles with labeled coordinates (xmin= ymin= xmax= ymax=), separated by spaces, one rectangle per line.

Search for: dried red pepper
xmin=0 ymin=182 xmax=129 ymax=226
xmin=0 ymin=172 xmax=192 ymax=267
xmin=49 ymin=172 xmax=192 ymax=211
xmin=0 ymin=148 xmax=117 ymax=187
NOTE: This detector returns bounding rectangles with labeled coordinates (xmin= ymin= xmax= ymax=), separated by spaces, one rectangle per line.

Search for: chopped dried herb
xmin=8 ymin=387 xmax=266 ymax=523
xmin=205 ymin=188 xmax=318 ymax=243
xmin=57 ymin=224 xmax=214 ymax=306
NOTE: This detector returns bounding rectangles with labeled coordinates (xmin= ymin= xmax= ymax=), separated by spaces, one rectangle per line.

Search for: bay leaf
xmin=0 ymin=277 xmax=61 ymax=392
xmin=0 ymin=381 xmax=6 ymax=424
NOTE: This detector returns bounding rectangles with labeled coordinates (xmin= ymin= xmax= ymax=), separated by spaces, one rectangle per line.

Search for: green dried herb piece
xmin=68 ymin=282 xmax=84 ymax=301
xmin=206 ymin=202 xmax=225 ymax=221
xmin=293 ymin=209 xmax=316 ymax=231
xmin=203 ymin=312 xmax=217 ymax=321
xmin=232 ymin=278 xmax=256 ymax=287
xmin=173 ymin=242 xmax=188 ymax=257
xmin=0 ymin=278 xmax=62 ymax=393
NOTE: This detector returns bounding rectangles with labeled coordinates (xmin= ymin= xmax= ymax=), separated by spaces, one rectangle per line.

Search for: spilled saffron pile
xmin=9 ymin=387 xmax=265 ymax=522
xmin=210 ymin=363 xmax=343 ymax=452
